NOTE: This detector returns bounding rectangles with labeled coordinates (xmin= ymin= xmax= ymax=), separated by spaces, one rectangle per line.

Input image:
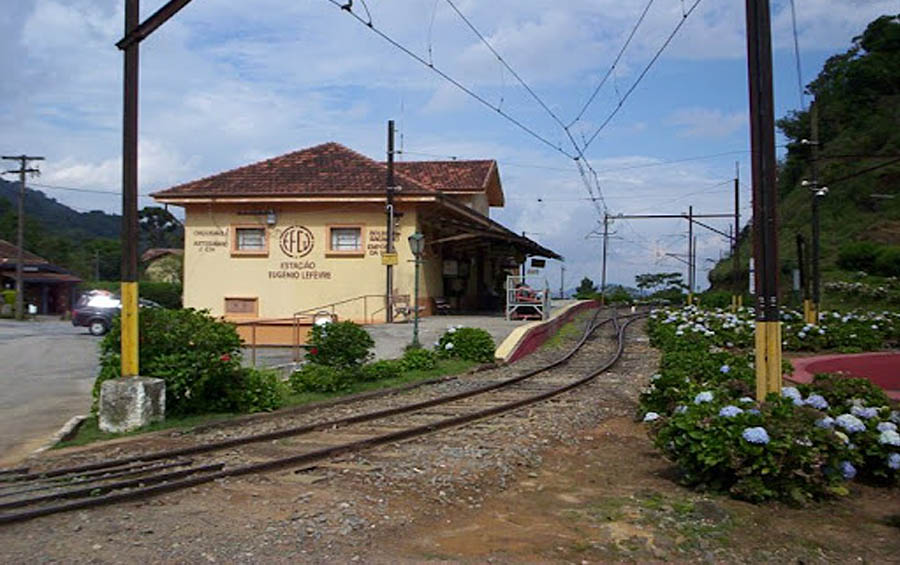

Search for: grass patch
xmin=541 ymin=310 xmax=594 ymax=350
xmin=283 ymin=358 xmax=476 ymax=405
xmin=54 ymin=412 xmax=237 ymax=449
xmin=55 ymin=358 xmax=476 ymax=449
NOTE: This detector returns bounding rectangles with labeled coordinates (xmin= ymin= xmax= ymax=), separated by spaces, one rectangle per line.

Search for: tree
xmin=139 ymin=206 xmax=183 ymax=251
xmin=574 ymin=277 xmax=598 ymax=299
xmin=635 ymin=272 xmax=685 ymax=295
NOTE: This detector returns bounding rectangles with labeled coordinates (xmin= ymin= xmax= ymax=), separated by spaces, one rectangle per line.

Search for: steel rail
xmin=0 ymin=460 xmax=196 ymax=499
xmin=0 ymin=310 xmax=643 ymax=524
xmin=1 ymin=314 xmax=642 ymax=524
xmin=9 ymin=308 xmax=618 ymax=484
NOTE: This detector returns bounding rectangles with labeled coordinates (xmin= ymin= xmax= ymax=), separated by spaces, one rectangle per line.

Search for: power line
xmin=788 ymin=0 xmax=805 ymax=110
xmin=326 ymin=0 xmax=575 ymax=159
xmin=443 ymin=0 xmax=568 ymax=131
xmin=30 ymin=182 xmax=154 ymax=198
xmin=582 ymin=0 xmax=704 ymax=152
xmin=437 ymin=0 xmax=609 ymax=215
xmin=569 ymin=0 xmax=656 ymax=127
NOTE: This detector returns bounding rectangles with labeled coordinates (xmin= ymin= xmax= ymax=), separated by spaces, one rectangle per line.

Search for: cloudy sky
xmin=1 ymin=0 xmax=895 ymax=290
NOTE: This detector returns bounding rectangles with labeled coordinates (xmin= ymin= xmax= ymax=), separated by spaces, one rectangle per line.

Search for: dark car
xmin=72 ymin=292 xmax=161 ymax=336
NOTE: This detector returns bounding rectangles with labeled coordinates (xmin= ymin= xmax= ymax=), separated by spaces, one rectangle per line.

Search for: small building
xmin=0 ymin=239 xmax=82 ymax=315
xmin=141 ymin=248 xmax=183 ymax=283
xmin=152 ymin=142 xmax=559 ymax=344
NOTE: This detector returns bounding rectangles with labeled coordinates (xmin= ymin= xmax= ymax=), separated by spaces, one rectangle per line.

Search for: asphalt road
xmin=0 ymin=318 xmax=99 ymax=465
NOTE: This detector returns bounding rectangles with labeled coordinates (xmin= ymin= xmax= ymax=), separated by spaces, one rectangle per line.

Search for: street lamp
xmin=407 ymin=232 xmax=425 ymax=348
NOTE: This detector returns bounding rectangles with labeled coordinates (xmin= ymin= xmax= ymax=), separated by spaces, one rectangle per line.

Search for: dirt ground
xmin=375 ymin=416 xmax=900 ymax=563
xmin=1 ymin=318 xmax=898 ymax=563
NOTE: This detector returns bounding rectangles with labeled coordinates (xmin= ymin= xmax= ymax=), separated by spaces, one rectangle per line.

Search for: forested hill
xmin=709 ymin=14 xmax=900 ymax=296
xmin=0 ymin=178 xmax=120 ymax=240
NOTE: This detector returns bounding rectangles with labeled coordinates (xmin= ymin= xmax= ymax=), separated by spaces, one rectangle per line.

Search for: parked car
xmin=72 ymin=291 xmax=161 ymax=336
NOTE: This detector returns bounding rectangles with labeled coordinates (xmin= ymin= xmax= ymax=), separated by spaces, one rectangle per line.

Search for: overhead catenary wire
xmin=788 ymin=0 xmax=806 ymax=110
xmin=582 ymin=0 xmax=704 ymax=152
xmin=439 ymin=0 xmax=609 ymax=214
xmin=325 ymin=0 xmax=575 ymax=159
xmin=568 ymin=0 xmax=656 ymax=127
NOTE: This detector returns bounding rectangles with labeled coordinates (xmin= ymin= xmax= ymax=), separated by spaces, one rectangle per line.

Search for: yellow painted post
xmin=120 ymin=281 xmax=139 ymax=377
xmin=755 ymin=321 xmax=782 ymax=400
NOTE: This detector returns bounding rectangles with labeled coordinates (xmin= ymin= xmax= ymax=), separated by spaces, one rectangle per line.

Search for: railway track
xmin=0 ymin=308 xmax=644 ymax=525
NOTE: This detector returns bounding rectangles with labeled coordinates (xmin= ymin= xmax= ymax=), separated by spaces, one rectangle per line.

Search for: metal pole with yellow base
xmin=754 ymin=320 xmax=782 ymax=399
xmin=745 ymin=0 xmax=783 ymax=401
xmin=120 ymin=281 xmax=140 ymax=376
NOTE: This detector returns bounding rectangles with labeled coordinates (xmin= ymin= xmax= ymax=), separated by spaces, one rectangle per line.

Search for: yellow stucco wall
xmin=183 ymin=203 xmax=430 ymax=322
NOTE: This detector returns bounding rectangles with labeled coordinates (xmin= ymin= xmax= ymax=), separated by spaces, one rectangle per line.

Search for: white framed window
xmin=231 ymin=226 xmax=268 ymax=255
xmin=328 ymin=226 xmax=363 ymax=253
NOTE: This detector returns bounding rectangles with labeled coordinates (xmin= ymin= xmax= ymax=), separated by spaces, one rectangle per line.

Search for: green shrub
xmin=797 ymin=373 xmax=892 ymax=413
xmin=838 ymin=241 xmax=882 ymax=272
xmin=360 ymin=359 xmax=403 ymax=381
xmin=401 ymin=347 xmax=438 ymax=371
xmin=435 ymin=326 xmax=495 ymax=363
xmin=306 ymin=321 xmax=374 ymax=369
xmin=873 ymin=247 xmax=900 ymax=277
xmin=1 ymin=290 xmax=14 ymax=306
xmin=93 ymin=308 xmax=245 ymax=416
xmin=697 ymin=290 xmax=733 ymax=309
xmin=233 ymin=368 xmax=285 ymax=412
xmin=139 ymin=282 xmax=183 ymax=309
xmin=653 ymin=396 xmax=849 ymax=503
xmin=289 ymin=363 xmax=350 ymax=393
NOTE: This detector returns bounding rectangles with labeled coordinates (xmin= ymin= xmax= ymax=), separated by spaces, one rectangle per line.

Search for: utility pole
xmin=796 ymin=233 xmax=809 ymax=317
xmin=120 ymin=0 xmax=141 ymax=377
xmin=809 ymin=102 xmax=821 ymax=325
xmin=745 ymin=0 xmax=782 ymax=399
xmin=733 ymin=162 xmax=741 ymax=311
xmin=559 ymin=265 xmax=565 ymax=299
xmin=692 ymin=235 xmax=698 ymax=296
xmin=687 ymin=206 xmax=694 ymax=304
xmin=601 ymin=214 xmax=609 ymax=305
xmin=2 ymin=155 xmax=44 ymax=320
xmin=385 ymin=120 xmax=396 ymax=323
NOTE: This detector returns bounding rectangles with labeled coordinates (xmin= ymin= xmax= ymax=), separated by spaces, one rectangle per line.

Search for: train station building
xmin=152 ymin=142 xmax=560 ymax=344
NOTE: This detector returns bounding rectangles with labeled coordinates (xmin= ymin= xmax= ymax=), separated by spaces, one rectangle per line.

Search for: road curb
xmin=32 ymin=415 xmax=88 ymax=454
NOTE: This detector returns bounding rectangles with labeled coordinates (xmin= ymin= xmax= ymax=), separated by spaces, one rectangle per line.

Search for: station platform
xmin=243 ymin=300 xmax=586 ymax=369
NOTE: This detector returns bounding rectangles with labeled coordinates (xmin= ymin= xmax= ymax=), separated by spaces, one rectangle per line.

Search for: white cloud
xmin=668 ymin=107 xmax=745 ymax=138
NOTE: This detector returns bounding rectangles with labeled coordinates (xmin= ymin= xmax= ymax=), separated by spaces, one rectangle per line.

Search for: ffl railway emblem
xmin=279 ymin=226 xmax=315 ymax=258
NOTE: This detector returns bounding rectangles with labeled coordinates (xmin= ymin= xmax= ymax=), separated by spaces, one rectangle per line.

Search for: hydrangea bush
xmin=435 ymin=325 xmax=495 ymax=363
xmin=641 ymin=305 xmax=899 ymax=502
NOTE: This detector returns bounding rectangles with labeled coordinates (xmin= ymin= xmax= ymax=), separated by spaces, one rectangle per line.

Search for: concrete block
xmin=99 ymin=377 xmax=165 ymax=433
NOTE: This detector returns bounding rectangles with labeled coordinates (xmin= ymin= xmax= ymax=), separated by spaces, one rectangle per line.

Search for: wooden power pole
xmin=2 ymin=154 xmax=44 ymax=320
xmin=745 ymin=0 xmax=782 ymax=399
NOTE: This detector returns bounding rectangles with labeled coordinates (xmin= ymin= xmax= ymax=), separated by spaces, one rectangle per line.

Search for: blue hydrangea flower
xmin=693 ymin=391 xmax=714 ymax=404
xmin=879 ymin=430 xmax=900 ymax=446
xmin=719 ymin=365 xmax=730 ymax=374
xmin=816 ymin=416 xmax=835 ymax=429
xmin=851 ymin=405 xmax=878 ymax=420
xmin=888 ymin=453 xmax=900 ymax=471
xmin=839 ymin=461 xmax=856 ymax=480
xmin=675 ymin=405 xmax=687 ymax=414
xmin=718 ymin=405 xmax=743 ymax=418
xmin=804 ymin=394 xmax=829 ymax=410
xmin=746 ymin=408 xmax=761 ymax=415
xmin=742 ymin=427 xmax=770 ymax=444
xmin=877 ymin=422 xmax=898 ymax=433
xmin=835 ymin=414 xmax=866 ymax=433
xmin=643 ymin=412 xmax=660 ymax=422
xmin=444 ymin=342 xmax=454 ymax=350
xmin=781 ymin=386 xmax=803 ymax=406
xmin=738 ymin=396 xmax=755 ymax=404
xmin=890 ymin=411 xmax=900 ymax=425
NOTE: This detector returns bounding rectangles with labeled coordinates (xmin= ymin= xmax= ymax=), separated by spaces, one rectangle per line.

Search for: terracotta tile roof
xmin=392 ymin=160 xmax=495 ymax=191
xmin=152 ymin=142 xmax=436 ymax=199
xmin=0 ymin=239 xmax=47 ymax=265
